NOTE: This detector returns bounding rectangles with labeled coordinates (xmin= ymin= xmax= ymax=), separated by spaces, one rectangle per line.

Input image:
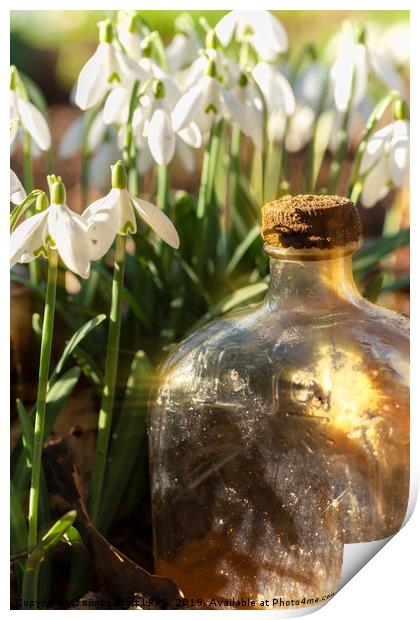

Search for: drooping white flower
xmin=379 ymin=21 xmax=410 ymax=68
xmin=330 ymin=24 xmax=406 ymax=113
xmin=135 ymin=127 xmax=200 ymax=176
xmin=224 ymin=74 xmax=263 ymax=149
xmin=89 ymin=132 xmax=122 ymax=191
xmin=10 ymin=178 xmax=91 ymax=278
xmin=328 ymin=98 xmax=373 ymax=153
xmin=58 ymin=112 xmax=107 ymax=159
xmin=166 ymin=33 xmax=200 ymax=73
xmin=116 ymin=11 xmax=144 ymax=61
xmin=283 ymin=61 xmax=328 ymax=153
xmin=359 ymin=119 xmax=409 ymax=208
xmin=82 ymin=161 xmax=179 ymax=260
xmin=215 ymin=10 xmax=288 ymax=61
xmin=10 ymin=170 xmax=26 ymax=205
xmin=75 ymin=19 xmax=148 ymax=111
xmin=10 ymin=67 xmax=51 ymax=152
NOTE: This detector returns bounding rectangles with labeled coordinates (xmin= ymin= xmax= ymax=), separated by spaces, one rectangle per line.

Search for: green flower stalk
xmin=89 ymin=162 xmax=128 ymax=526
xmin=27 ymin=188 xmax=60 ymax=551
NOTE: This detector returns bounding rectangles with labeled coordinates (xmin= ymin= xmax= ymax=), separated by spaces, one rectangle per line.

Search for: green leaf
xmin=11 ymin=481 xmax=27 ymax=555
xmin=48 ymin=314 xmax=106 ymax=387
xmin=226 ymin=224 xmax=260 ymax=275
xmin=353 ymin=229 xmax=410 ymax=277
xmin=96 ymin=350 xmax=152 ymax=534
xmin=363 ymin=274 xmax=385 ymax=303
xmin=22 ymin=511 xmax=77 ymax=605
xmin=12 ymin=368 xmax=81 ymax=495
xmin=71 ymin=346 xmax=103 ymax=386
xmin=10 ymin=190 xmax=43 ymax=231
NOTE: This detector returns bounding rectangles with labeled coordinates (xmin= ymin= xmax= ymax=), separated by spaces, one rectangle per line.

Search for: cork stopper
xmin=261 ymin=194 xmax=362 ymax=250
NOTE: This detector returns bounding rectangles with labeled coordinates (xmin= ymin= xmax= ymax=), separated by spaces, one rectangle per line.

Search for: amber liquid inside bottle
xmin=149 ymin=244 xmax=409 ymax=609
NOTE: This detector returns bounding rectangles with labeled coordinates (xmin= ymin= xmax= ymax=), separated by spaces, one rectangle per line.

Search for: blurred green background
xmin=11 ymin=10 xmax=409 ymax=104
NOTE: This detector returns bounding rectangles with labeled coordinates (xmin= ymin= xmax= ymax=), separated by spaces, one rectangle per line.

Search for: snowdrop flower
xmin=360 ymin=115 xmax=409 ymax=208
xmin=166 ymin=13 xmax=200 ymax=73
xmin=136 ymin=79 xmax=201 ymax=166
xmin=328 ymin=97 xmax=373 ymax=153
xmin=280 ymin=62 xmax=329 ymax=152
xmin=379 ymin=21 xmax=409 ymax=68
xmin=10 ymin=177 xmax=91 ymax=279
xmin=10 ymin=170 xmax=26 ymax=205
xmin=330 ymin=23 xmax=406 ymax=113
xmin=82 ymin=161 xmax=179 ymax=260
xmin=75 ymin=19 xmax=148 ymax=111
xmin=89 ymin=130 xmax=122 ymax=191
xmin=215 ymin=10 xmax=288 ymax=61
xmin=172 ymin=59 xmax=227 ymax=135
xmin=58 ymin=112 xmax=107 ymax=159
xmin=10 ymin=66 xmax=51 ymax=152
xmin=224 ymin=73 xmax=263 ymax=149
xmin=116 ymin=11 xmax=144 ymax=61
xmin=252 ymin=61 xmax=295 ymax=142
xmin=181 ymin=31 xmax=239 ymax=91
xmin=136 ymin=129 xmax=199 ymax=176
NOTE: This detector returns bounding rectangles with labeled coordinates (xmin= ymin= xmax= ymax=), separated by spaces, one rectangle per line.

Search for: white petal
xmin=177 ymin=122 xmax=202 ymax=148
xmin=89 ymin=141 xmax=121 ymax=190
xmin=331 ymin=45 xmax=367 ymax=112
xmin=215 ymin=12 xmax=238 ymax=47
xmin=88 ymin=112 xmax=108 ymax=152
xmin=17 ymin=98 xmax=51 ymax=151
xmin=131 ymin=196 xmax=179 ymax=249
xmin=361 ymin=159 xmax=389 ymax=208
xmin=10 ymin=208 xmax=50 ymax=267
xmin=136 ymin=146 xmax=154 ymax=175
xmin=82 ymin=190 xmax=120 ymax=260
xmin=75 ymin=43 xmax=109 ymax=110
xmin=148 ymin=109 xmax=176 ymax=165
xmin=224 ymin=89 xmax=262 ymax=149
xmin=175 ymin=136 xmax=196 ymax=172
xmin=166 ymin=33 xmax=197 ymax=73
xmin=115 ymin=48 xmax=150 ymax=81
xmin=118 ymin=189 xmax=137 ymax=235
xmin=48 ymin=204 xmax=91 ymax=278
xmin=359 ymin=124 xmax=392 ymax=175
xmin=103 ymin=87 xmax=130 ymax=125
xmin=58 ymin=116 xmax=83 ymax=159
xmin=10 ymin=169 xmax=26 ymax=205
xmin=389 ymin=121 xmax=409 ymax=186
xmin=171 ymin=80 xmax=205 ymax=132
xmin=368 ymin=48 xmax=406 ymax=97
xmin=285 ymin=105 xmax=315 ymax=153
xmin=252 ymin=62 xmax=295 ymax=116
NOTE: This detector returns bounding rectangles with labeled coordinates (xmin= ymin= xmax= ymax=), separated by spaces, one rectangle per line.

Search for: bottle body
xmin=149 ymin=250 xmax=409 ymax=607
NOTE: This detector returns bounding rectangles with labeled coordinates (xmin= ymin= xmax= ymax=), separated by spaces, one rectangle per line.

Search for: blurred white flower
xmin=58 ymin=112 xmax=107 ymax=159
xmin=116 ymin=12 xmax=144 ymax=61
xmin=10 ymin=170 xmax=26 ymax=205
xmin=224 ymin=75 xmax=263 ymax=149
xmin=215 ymin=10 xmax=288 ymax=61
xmin=75 ymin=19 xmax=148 ymax=111
xmin=10 ymin=179 xmax=91 ymax=278
xmin=330 ymin=26 xmax=406 ymax=113
xmin=328 ymin=98 xmax=373 ymax=153
xmin=379 ymin=21 xmax=409 ymax=68
xmin=360 ymin=119 xmax=409 ymax=208
xmin=166 ymin=33 xmax=199 ymax=73
xmin=10 ymin=76 xmax=51 ymax=152
xmin=90 ymin=130 xmax=122 ymax=191
xmin=252 ymin=61 xmax=295 ymax=143
xmin=182 ymin=47 xmax=240 ymax=91
xmin=82 ymin=162 xmax=180 ymax=259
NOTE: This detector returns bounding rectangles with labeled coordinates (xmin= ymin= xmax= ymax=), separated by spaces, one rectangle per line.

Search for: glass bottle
xmin=149 ymin=195 xmax=409 ymax=609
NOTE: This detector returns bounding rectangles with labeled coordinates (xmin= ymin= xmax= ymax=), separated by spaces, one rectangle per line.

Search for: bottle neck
xmin=264 ymin=244 xmax=362 ymax=312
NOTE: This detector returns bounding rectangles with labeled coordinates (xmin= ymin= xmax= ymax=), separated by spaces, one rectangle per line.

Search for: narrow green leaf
xmin=353 ymin=229 xmax=410 ymax=276
xmin=22 ymin=511 xmax=77 ymax=605
xmin=11 ymin=481 xmax=27 ymax=555
xmin=48 ymin=313 xmax=106 ymax=386
xmin=226 ymin=224 xmax=260 ymax=275
xmin=10 ymin=190 xmax=43 ymax=231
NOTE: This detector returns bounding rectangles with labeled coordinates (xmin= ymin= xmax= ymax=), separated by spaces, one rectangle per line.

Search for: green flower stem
xmin=225 ymin=124 xmax=242 ymax=260
xmin=348 ymin=90 xmax=400 ymax=203
xmin=22 ymin=131 xmax=33 ymax=193
xmin=27 ymin=250 xmax=58 ymax=551
xmin=194 ymin=125 xmax=215 ymax=276
xmin=90 ymin=234 xmax=127 ymax=526
xmin=157 ymin=164 xmax=169 ymax=215
xmin=123 ymin=80 xmax=140 ymax=196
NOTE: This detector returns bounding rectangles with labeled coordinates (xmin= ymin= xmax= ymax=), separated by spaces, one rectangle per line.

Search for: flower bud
xmin=50 ymin=180 xmax=66 ymax=205
xmin=35 ymin=193 xmax=49 ymax=213
xmin=393 ymin=98 xmax=408 ymax=121
xmin=153 ymin=79 xmax=165 ymax=99
xmin=111 ymin=160 xmax=128 ymax=190
xmin=205 ymin=58 xmax=217 ymax=78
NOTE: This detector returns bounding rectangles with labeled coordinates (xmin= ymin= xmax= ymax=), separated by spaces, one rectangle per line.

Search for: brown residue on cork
xmin=261 ymin=194 xmax=362 ymax=250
